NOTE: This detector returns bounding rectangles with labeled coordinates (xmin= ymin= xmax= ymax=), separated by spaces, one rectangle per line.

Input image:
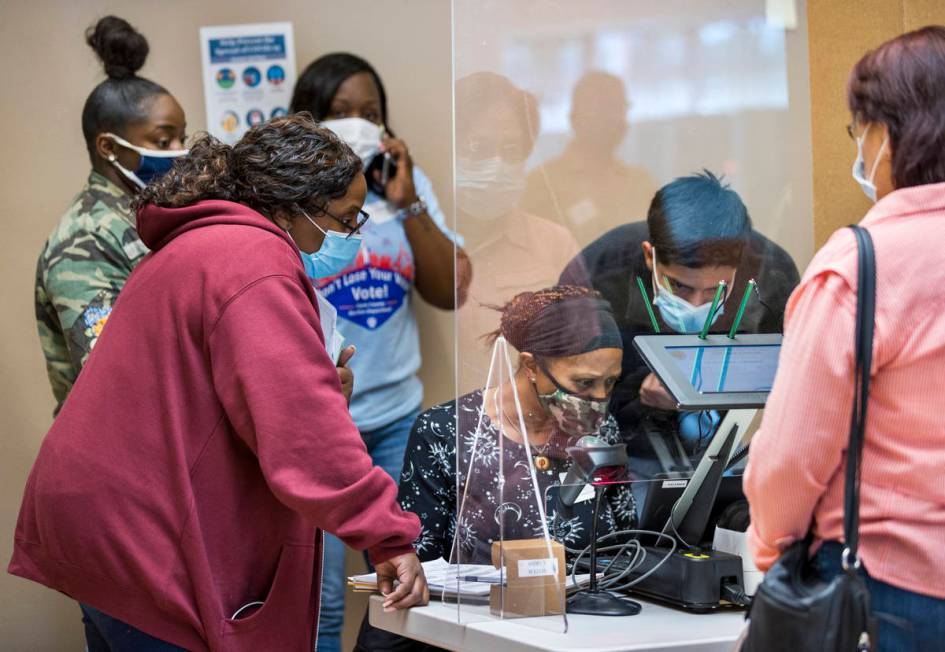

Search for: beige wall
xmin=2 ymin=1 xmax=943 ymax=650
xmin=0 ymin=1 xmax=451 ymax=649
xmin=807 ymin=0 xmax=945 ymax=246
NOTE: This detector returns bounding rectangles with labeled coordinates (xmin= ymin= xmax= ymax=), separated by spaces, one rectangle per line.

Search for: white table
xmin=369 ymin=595 xmax=745 ymax=652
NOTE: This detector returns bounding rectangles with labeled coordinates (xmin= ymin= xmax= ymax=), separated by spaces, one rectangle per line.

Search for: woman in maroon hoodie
xmin=9 ymin=115 xmax=427 ymax=651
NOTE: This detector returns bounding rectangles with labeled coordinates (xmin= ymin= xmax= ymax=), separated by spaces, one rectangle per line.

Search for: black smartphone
xmin=365 ymin=153 xmax=395 ymax=198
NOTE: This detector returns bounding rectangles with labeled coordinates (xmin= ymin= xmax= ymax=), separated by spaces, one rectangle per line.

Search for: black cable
xmin=567 ymin=529 xmax=678 ymax=593
xmin=692 ymin=410 xmax=712 ymax=456
xmin=752 ymin=282 xmax=785 ymax=332
xmin=666 ymin=511 xmax=700 ymax=550
xmin=721 ymin=582 xmax=751 ymax=607
xmin=726 ymin=443 xmax=750 ymax=470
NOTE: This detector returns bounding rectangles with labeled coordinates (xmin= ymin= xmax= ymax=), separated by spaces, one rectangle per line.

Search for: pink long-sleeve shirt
xmin=745 ymin=181 xmax=945 ymax=599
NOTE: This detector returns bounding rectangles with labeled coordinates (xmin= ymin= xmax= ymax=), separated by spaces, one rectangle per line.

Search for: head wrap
xmin=498 ymin=286 xmax=622 ymax=357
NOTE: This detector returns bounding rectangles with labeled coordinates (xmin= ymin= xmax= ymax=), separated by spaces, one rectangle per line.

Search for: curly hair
xmin=134 ymin=113 xmax=362 ymax=218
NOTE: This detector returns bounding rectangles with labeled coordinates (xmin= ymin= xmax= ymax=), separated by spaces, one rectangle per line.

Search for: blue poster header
xmin=209 ymin=34 xmax=286 ymax=63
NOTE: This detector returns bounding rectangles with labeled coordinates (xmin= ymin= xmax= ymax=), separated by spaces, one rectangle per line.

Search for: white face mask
xmin=650 ymin=248 xmax=732 ymax=334
xmin=455 ymin=156 xmax=526 ymax=221
xmin=320 ymin=117 xmax=382 ymax=168
xmin=852 ymin=124 xmax=888 ymax=203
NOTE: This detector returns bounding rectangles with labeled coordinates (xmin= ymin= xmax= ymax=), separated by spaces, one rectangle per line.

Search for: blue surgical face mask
xmin=851 ymin=124 xmax=888 ymax=203
xmin=106 ymin=133 xmax=188 ymax=189
xmin=298 ymin=210 xmax=363 ymax=280
xmin=651 ymin=248 xmax=729 ymax=334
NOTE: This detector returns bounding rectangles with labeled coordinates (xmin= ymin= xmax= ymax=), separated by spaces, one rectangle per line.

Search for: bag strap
xmin=842 ymin=225 xmax=876 ymax=572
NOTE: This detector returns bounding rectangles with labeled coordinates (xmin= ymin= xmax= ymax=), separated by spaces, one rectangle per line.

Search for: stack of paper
xmin=314 ymin=288 xmax=346 ymax=363
xmin=348 ymin=558 xmax=591 ymax=599
xmin=349 ymin=558 xmax=500 ymax=598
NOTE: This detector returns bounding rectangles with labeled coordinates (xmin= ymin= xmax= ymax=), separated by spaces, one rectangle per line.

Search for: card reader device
xmin=587 ymin=335 xmax=782 ymax=611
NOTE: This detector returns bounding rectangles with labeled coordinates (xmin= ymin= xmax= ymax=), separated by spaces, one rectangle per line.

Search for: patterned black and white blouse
xmin=397 ymin=390 xmax=638 ymax=565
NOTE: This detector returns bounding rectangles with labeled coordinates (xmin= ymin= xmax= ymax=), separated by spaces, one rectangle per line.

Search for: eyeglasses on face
xmin=314 ymin=205 xmax=371 ymax=239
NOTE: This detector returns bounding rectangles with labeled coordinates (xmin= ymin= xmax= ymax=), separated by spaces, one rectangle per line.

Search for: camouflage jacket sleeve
xmin=41 ymin=215 xmax=146 ymax=375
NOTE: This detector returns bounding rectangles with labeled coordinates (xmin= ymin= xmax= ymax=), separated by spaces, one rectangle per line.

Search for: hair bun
xmin=86 ymin=15 xmax=149 ymax=80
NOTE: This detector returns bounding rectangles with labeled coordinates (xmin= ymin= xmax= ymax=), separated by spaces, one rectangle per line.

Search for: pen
xmin=727 ymin=279 xmax=756 ymax=339
xmin=698 ymin=280 xmax=727 ymax=340
xmin=636 ymin=276 xmax=661 ymax=334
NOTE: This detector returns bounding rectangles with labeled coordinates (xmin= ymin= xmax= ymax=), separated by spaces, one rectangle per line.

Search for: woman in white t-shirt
xmin=290 ymin=52 xmax=469 ymax=652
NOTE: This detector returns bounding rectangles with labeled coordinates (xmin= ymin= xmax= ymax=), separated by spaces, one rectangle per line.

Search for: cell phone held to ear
xmin=365 ymin=152 xmax=394 ymax=198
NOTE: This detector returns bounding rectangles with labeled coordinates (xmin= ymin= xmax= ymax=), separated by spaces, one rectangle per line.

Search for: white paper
xmin=517 ymin=557 xmax=559 ymax=578
xmin=349 ymin=558 xmax=500 ymax=598
xmin=348 ymin=557 xmax=585 ymax=598
xmin=199 ymin=22 xmax=296 ymax=145
xmin=315 ymin=288 xmax=345 ymax=363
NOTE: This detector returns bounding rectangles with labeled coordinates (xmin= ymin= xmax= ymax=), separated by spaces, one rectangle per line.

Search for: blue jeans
xmin=317 ymin=407 xmax=419 ymax=652
xmin=81 ymin=604 xmax=186 ymax=652
xmin=813 ymin=541 xmax=945 ymax=652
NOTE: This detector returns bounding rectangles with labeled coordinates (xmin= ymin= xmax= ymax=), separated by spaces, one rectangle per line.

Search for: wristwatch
xmin=397 ymin=199 xmax=427 ymax=222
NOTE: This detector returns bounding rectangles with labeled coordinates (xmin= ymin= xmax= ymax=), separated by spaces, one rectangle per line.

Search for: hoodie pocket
xmin=221 ymin=542 xmax=317 ymax=650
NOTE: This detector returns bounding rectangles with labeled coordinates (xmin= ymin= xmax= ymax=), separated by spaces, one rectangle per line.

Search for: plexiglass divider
xmin=450 ymin=0 xmax=811 ymax=630
xmin=449 ymin=336 xmax=568 ymax=631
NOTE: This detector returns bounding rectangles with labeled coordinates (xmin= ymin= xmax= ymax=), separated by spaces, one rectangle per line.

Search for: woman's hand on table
xmin=376 ymin=552 xmax=429 ymax=612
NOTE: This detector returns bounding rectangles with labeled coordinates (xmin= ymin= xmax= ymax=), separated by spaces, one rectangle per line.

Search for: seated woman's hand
xmin=639 ymin=372 xmax=678 ymax=411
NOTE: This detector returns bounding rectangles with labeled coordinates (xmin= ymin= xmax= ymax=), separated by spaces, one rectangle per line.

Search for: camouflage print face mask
xmin=534 ymin=361 xmax=610 ymax=437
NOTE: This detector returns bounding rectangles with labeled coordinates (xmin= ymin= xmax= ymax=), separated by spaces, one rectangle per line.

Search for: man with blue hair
xmin=560 ymin=170 xmax=799 ymax=476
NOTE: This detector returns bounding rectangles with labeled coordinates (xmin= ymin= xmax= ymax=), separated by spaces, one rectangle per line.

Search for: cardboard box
xmin=489 ymin=539 xmax=566 ymax=617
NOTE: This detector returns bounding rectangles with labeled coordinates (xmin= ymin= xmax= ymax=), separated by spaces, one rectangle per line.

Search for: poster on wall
xmin=199 ymin=22 xmax=296 ymax=144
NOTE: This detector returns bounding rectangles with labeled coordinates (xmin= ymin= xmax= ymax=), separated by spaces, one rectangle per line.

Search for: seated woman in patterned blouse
xmin=356 ymin=285 xmax=637 ymax=650
xmin=408 ymin=285 xmax=637 ymax=561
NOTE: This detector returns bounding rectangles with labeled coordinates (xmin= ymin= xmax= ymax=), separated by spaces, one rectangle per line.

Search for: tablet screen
xmin=666 ymin=344 xmax=780 ymax=393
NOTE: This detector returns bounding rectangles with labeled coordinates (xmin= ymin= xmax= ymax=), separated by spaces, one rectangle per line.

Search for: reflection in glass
xmin=452 ymin=0 xmax=812 ymax=599
xmin=522 ymin=71 xmax=658 ymax=245
xmin=455 ymin=73 xmax=581 ymax=394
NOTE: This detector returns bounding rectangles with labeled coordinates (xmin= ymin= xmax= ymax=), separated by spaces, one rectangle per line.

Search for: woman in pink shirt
xmin=745 ymin=26 xmax=945 ymax=651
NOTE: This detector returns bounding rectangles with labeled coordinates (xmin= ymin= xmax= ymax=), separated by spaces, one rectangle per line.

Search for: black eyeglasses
xmin=317 ymin=206 xmax=371 ymax=239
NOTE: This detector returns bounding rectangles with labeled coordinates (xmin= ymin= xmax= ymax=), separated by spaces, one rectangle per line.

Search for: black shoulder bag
xmin=742 ymin=225 xmax=877 ymax=652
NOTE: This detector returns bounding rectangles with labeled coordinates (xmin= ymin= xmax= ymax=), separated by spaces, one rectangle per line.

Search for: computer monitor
xmin=633 ymin=333 xmax=782 ymax=410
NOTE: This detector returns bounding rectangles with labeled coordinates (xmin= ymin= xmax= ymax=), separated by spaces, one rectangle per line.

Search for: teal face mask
xmin=298 ymin=210 xmax=363 ymax=280
xmin=653 ymin=286 xmax=723 ymax=334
